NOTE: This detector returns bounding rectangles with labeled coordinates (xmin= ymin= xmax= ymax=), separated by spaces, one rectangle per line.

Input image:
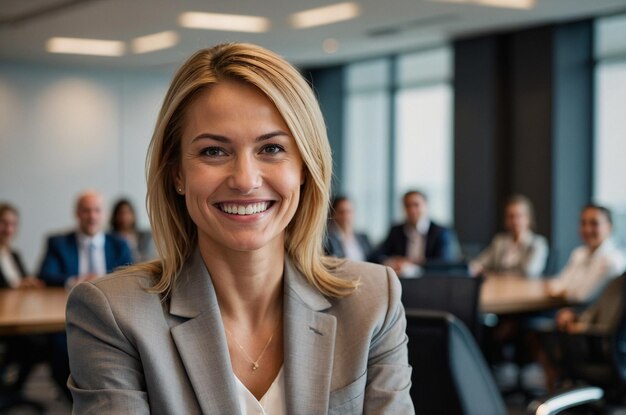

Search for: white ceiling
xmin=1 ymin=0 xmax=625 ymax=71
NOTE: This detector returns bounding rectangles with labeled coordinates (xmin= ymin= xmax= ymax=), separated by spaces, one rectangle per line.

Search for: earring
xmin=177 ymin=187 xmax=183 ymax=193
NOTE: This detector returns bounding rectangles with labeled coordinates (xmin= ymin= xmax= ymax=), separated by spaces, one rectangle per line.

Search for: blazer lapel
xmin=169 ymin=251 xmax=240 ymax=414
xmin=283 ymin=258 xmax=336 ymax=415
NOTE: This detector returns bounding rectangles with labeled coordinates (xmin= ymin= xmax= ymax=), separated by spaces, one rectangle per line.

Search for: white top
xmin=77 ymin=232 xmax=106 ymax=277
xmin=550 ymin=239 xmax=626 ymax=303
xmin=342 ymin=233 xmax=366 ymax=262
xmin=405 ymin=217 xmax=430 ymax=264
xmin=0 ymin=247 xmax=21 ymax=288
xmin=234 ymin=366 xmax=286 ymax=415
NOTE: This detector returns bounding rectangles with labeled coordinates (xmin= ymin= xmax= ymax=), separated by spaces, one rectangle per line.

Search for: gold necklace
xmin=225 ymin=318 xmax=281 ymax=372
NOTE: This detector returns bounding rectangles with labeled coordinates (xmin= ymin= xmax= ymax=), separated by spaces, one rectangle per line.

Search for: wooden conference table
xmin=0 ymin=276 xmax=567 ymax=335
xmin=481 ymin=274 xmax=568 ymax=315
xmin=0 ymin=287 xmax=67 ymax=335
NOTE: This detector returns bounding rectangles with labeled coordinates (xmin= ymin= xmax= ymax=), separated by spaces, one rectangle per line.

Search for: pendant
xmin=252 ymin=363 xmax=259 ymax=371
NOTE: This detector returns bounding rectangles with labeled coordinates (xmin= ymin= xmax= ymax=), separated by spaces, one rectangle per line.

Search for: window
xmin=342 ymin=47 xmax=453 ymax=244
xmin=394 ymin=48 xmax=453 ymax=224
xmin=594 ymin=13 xmax=626 ymax=247
xmin=343 ymin=60 xmax=390 ymax=242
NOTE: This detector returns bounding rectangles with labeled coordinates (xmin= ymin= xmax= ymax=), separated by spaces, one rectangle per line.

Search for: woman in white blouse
xmin=548 ymin=204 xmax=625 ymax=304
xmin=0 ymin=203 xmax=43 ymax=289
xmin=471 ymin=194 xmax=549 ymax=278
xmin=533 ymin=204 xmax=626 ymax=391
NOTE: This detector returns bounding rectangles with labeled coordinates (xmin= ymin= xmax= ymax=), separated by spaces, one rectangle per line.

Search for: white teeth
xmin=220 ymin=202 xmax=269 ymax=215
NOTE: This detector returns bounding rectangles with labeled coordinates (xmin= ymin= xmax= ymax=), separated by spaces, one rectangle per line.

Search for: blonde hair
xmin=134 ymin=43 xmax=357 ymax=298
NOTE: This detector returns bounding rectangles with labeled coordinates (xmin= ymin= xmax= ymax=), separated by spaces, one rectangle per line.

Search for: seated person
xmin=324 ymin=196 xmax=372 ymax=261
xmin=471 ymin=194 xmax=548 ymax=278
xmin=555 ymin=272 xmax=625 ymax=335
xmin=547 ymin=204 xmax=625 ymax=304
xmin=0 ymin=203 xmax=44 ymax=288
xmin=109 ymin=198 xmax=156 ymax=262
xmin=533 ymin=204 xmax=625 ymax=391
xmin=38 ymin=190 xmax=133 ymax=400
xmin=39 ymin=190 xmax=134 ymax=288
xmin=0 ymin=203 xmax=45 ymax=396
xmin=370 ymin=190 xmax=454 ymax=277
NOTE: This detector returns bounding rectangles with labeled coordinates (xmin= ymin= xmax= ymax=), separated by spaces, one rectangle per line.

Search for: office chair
xmin=405 ymin=309 xmax=604 ymax=415
xmin=0 ymin=336 xmax=47 ymax=414
xmin=400 ymin=274 xmax=483 ymax=340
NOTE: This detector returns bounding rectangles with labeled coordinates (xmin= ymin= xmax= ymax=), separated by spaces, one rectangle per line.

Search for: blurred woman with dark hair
xmin=109 ymin=198 xmax=155 ymax=262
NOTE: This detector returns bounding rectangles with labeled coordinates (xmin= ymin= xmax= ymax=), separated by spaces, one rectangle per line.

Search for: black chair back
xmin=400 ymin=275 xmax=483 ymax=339
xmin=405 ymin=310 xmax=506 ymax=415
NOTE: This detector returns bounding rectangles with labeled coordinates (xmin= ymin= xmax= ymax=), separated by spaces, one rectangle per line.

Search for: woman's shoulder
xmin=327 ymin=260 xmax=400 ymax=310
xmin=73 ymin=265 xmax=161 ymax=306
xmin=331 ymin=259 xmax=393 ymax=285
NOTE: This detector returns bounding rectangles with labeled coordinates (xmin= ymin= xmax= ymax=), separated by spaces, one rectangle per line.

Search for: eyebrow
xmin=191 ymin=130 xmax=290 ymax=144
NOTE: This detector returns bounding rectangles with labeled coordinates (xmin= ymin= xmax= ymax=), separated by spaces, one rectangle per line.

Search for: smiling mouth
xmin=217 ymin=201 xmax=272 ymax=216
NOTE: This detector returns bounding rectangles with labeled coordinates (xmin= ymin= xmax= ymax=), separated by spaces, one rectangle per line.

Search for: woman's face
xmin=580 ymin=207 xmax=612 ymax=250
xmin=504 ymin=202 xmax=530 ymax=237
xmin=115 ymin=204 xmax=135 ymax=230
xmin=176 ymin=79 xmax=304 ymax=253
xmin=0 ymin=210 xmax=18 ymax=247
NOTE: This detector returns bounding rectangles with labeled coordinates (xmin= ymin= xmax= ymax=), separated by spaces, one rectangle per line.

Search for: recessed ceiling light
xmin=179 ymin=11 xmax=270 ymax=33
xmin=132 ymin=31 xmax=179 ymax=54
xmin=428 ymin=0 xmax=536 ymax=9
xmin=46 ymin=37 xmax=125 ymax=56
xmin=290 ymin=2 xmax=361 ymax=29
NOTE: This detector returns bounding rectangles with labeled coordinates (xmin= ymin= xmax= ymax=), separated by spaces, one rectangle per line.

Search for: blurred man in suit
xmin=370 ymin=190 xmax=454 ymax=277
xmin=39 ymin=190 xmax=133 ymax=288
xmin=38 ymin=190 xmax=133 ymax=400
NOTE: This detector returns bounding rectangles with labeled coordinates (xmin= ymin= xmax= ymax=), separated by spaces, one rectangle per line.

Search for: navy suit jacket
xmin=369 ymin=221 xmax=454 ymax=264
xmin=0 ymin=250 xmax=27 ymax=288
xmin=38 ymin=232 xmax=133 ymax=287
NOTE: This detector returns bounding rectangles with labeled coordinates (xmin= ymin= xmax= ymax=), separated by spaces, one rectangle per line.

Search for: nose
xmin=228 ymin=153 xmax=262 ymax=194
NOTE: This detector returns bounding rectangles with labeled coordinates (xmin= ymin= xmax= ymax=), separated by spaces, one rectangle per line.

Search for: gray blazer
xmin=66 ymin=250 xmax=414 ymax=414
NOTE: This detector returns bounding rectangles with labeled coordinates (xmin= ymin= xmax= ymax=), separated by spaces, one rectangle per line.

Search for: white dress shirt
xmin=0 ymin=247 xmax=22 ymax=288
xmin=234 ymin=366 xmax=286 ymax=415
xmin=405 ymin=217 xmax=430 ymax=264
xmin=342 ymin=233 xmax=366 ymax=262
xmin=77 ymin=232 xmax=106 ymax=277
xmin=550 ymin=239 xmax=626 ymax=303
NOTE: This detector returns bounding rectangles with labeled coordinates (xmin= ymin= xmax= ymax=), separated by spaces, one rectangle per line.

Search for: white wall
xmin=0 ymin=63 xmax=171 ymax=271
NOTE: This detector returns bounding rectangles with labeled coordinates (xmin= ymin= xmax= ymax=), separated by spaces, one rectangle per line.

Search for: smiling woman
xmin=64 ymin=43 xmax=414 ymax=414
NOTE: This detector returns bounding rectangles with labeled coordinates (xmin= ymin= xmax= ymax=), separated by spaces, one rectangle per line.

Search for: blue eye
xmin=261 ymin=144 xmax=285 ymax=154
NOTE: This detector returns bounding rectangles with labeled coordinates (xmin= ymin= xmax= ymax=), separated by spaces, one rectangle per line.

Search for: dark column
xmin=303 ymin=66 xmax=345 ymax=192
xmin=453 ymin=21 xmax=593 ymax=271
xmin=453 ymin=36 xmax=507 ymax=252
xmin=508 ymin=26 xmax=555 ymax=242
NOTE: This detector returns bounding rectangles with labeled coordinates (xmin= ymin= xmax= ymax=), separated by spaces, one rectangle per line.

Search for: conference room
xmin=2 ymin=0 xmax=626 ymax=413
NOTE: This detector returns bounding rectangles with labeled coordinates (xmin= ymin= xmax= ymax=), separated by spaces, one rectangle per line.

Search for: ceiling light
xmin=179 ymin=11 xmax=270 ymax=33
xmin=132 ymin=31 xmax=179 ymax=54
xmin=46 ymin=37 xmax=125 ymax=56
xmin=429 ymin=0 xmax=536 ymax=10
xmin=290 ymin=2 xmax=360 ymax=29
